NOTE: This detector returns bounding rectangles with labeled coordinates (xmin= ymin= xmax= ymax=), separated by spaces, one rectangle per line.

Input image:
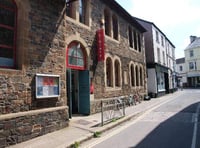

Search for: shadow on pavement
xmin=134 ymin=102 xmax=200 ymax=148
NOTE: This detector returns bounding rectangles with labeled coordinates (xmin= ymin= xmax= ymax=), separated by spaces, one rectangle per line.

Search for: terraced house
xmin=0 ymin=0 xmax=147 ymax=146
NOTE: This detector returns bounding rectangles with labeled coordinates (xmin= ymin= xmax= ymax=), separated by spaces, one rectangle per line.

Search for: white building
xmin=184 ymin=36 xmax=200 ymax=87
xmin=136 ymin=18 xmax=176 ymax=97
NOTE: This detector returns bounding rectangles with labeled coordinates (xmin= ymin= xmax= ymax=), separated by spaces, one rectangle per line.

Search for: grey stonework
xmin=0 ymin=108 xmax=68 ymax=148
xmin=0 ymin=0 xmax=68 ymax=147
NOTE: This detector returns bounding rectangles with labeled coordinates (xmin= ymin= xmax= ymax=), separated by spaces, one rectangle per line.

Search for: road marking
xmin=191 ymin=103 xmax=200 ymax=148
xmin=83 ymin=94 xmax=181 ymax=148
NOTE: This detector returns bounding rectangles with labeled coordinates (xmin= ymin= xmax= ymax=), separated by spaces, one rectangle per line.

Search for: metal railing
xmin=101 ymin=97 xmax=125 ymax=126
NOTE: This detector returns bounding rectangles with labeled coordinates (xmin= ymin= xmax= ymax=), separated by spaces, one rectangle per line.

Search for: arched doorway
xmin=66 ymin=41 xmax=90 ymax=117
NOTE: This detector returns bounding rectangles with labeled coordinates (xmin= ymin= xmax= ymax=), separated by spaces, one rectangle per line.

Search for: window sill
xmin=0 ymin=68 xmax=22 ymax=75
xmin=105 ymin=35 xmax=119 ymax=44
xmin=105 ymin=86 xmax=122 ymax=92
xmin=66 ymin=17 xmax=91 ymax=31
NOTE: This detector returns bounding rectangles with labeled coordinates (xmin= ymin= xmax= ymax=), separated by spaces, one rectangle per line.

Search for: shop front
xmin=156 ymin=64 xmax=169 ymax=96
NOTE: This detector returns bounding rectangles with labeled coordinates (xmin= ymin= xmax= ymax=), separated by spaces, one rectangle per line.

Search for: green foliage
xmin=71 ymin=141 xmax=80 ymax=148
xmin=93 ymin=131 xmax=102 ymax=138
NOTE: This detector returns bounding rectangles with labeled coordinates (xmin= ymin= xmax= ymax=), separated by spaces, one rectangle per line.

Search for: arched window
xmin=0 ymin=0 xmax=17 ymax=68
xmin=67 ymin=42 xmax=85 ymax=70
xmin=106 ymin=57 xmax=113 ymax=87
xmin=136 ymin=66 xmax=139 ymax=86
xmin=131 ymin=64 xmax=135 ymax=87
xmin=140 ymin=67 xmax=143 ymax=86
xmin=114 ymin=60 xmax=120 ymax=87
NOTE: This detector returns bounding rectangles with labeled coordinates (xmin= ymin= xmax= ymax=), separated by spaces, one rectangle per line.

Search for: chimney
xmin=190 ymin=35 xmax=197 ymax=43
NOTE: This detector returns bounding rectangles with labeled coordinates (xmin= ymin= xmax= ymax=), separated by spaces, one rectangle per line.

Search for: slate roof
xmin=134 ymin=17 xmax=175 ymax=48
xmin=176 ymin=58 xmax=185 ymax=64
xmin=185 ymin=37 xmax=200 ymax=50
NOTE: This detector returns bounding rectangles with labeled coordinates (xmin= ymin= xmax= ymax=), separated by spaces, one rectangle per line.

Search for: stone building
xmin=0 ymin=0 xmax=147 ymax=146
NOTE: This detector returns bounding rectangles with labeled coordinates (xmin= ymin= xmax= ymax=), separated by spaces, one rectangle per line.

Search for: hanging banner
xmin=96 ymin=29 xmax=105 ymax=61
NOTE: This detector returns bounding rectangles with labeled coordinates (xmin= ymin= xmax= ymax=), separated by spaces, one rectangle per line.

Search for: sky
xmin=115 ymin=0 xmax=200 ymax=59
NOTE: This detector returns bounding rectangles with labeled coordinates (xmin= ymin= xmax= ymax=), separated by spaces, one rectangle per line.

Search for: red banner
xmin=97 ymin=29 xmax=105 ymax=61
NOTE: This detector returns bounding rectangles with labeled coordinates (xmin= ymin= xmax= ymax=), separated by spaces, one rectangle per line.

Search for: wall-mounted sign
xmin=35 ymin=74 xmax=60 ymax=99
xmin=96 ymin=29 xmax=105 ymax=61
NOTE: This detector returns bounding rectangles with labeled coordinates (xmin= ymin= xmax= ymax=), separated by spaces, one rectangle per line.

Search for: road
xmin=82 ymin=89 xmax=200 ymax=148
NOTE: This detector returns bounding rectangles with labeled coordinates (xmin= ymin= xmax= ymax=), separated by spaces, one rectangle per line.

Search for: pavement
xmin=9 ymin=91 xmax=182 ymax=148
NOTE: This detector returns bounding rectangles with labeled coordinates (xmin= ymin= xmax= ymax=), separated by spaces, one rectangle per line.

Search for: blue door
xmin=67 ymin=69 xmax=72 ymax=118
xmin=78 ymin=70 xmax=90 ymax=115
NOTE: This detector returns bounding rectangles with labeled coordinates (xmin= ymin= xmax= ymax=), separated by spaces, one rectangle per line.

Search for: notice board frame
xmin=35 ymin=73 xmax=60 ymax=99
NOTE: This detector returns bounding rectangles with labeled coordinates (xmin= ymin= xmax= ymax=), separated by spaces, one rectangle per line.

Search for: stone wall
xmin=0 ymin=0 xmax=67 ymax=113
xmin=0 ymin=0 xmax=69 ymax=146
xmin=64 ymin=0 xmax=147 ymax=100
xmin=0 ymin=107 xmax=68 ymax=148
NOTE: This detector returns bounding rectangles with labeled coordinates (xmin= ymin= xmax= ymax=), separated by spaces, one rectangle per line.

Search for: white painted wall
xmin=147 ymin=68 xmax=157 ymax=93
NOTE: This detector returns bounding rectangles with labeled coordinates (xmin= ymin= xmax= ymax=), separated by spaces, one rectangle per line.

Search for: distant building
xmin=184 ymin=36 xmax=200 ymax=87
xmin=136 ymin=18 xmax=176 ymax=97
xmin=176 ymin=58 xmax=187 ymax=87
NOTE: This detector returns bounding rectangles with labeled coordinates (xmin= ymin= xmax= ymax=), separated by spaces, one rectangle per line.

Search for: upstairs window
xmin=128 ymin=26 xmax=133 ymax=48
xmin=156 ymin=30 xmax=159 ymax=43
xmin=0 ymin=0 xmax=17 ymax=68
xmin=112 ymin=14 xmax=118 ymax=40
xmin=133 ymin=31 xmax=138 ymax=50
xmin=137 ymin=33 xmax=141 ymax=52
xmin=66 ymin=0 xmax=76 ymax=19
xmin=163 ymin=51 xmax=165 ymax=65
xmin=157 ymin=48 xmax=161 ymax=63
xmin=66 ymin=0 xmax=90 ymax=26
xmin=189 ymin=62 xmax=194 ymax=70
xmin=104 ymin=8 xmax=111 ymax=37
xmin=190 ymin=50 xmax=194 ymax=57
xmin=189 ymin=61 xmax=197 ymax=70
xmin=104 ymin=9 xmax=119 ymax=41
xmin=161 ymin=36 xmax=164 ymax=46
xmin=179 ymin=65 xmax=183 ymax=71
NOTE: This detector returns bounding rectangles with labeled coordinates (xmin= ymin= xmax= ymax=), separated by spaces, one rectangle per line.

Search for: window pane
xmin=0 ymin=27 xmax=14 ymax=46
xmin=68 ymin=56 xmax=77 ymax=65
xmin=68 ymin=46 xmax=76 ymax=56
xmin=77 ymin=58 xmax=84 ymax=66
xmin=76 ymin=48 xmax=83 ymax=58
xmin=0 ymin=8 xmax=15 ymax=26
xmin=0 ymin=47 xmax=14 ymax=67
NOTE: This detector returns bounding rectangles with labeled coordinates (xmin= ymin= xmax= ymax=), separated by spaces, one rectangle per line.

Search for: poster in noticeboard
xmin=36 ymin=74 xmax=60 ymax=98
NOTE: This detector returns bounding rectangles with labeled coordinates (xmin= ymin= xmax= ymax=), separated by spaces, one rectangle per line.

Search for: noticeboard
xmin=35 ymin=74 xmax=60 ymax=99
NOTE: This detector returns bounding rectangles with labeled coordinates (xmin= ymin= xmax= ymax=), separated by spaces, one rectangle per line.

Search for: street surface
xmin=82 ymin=89 xmax=200 ymax=148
